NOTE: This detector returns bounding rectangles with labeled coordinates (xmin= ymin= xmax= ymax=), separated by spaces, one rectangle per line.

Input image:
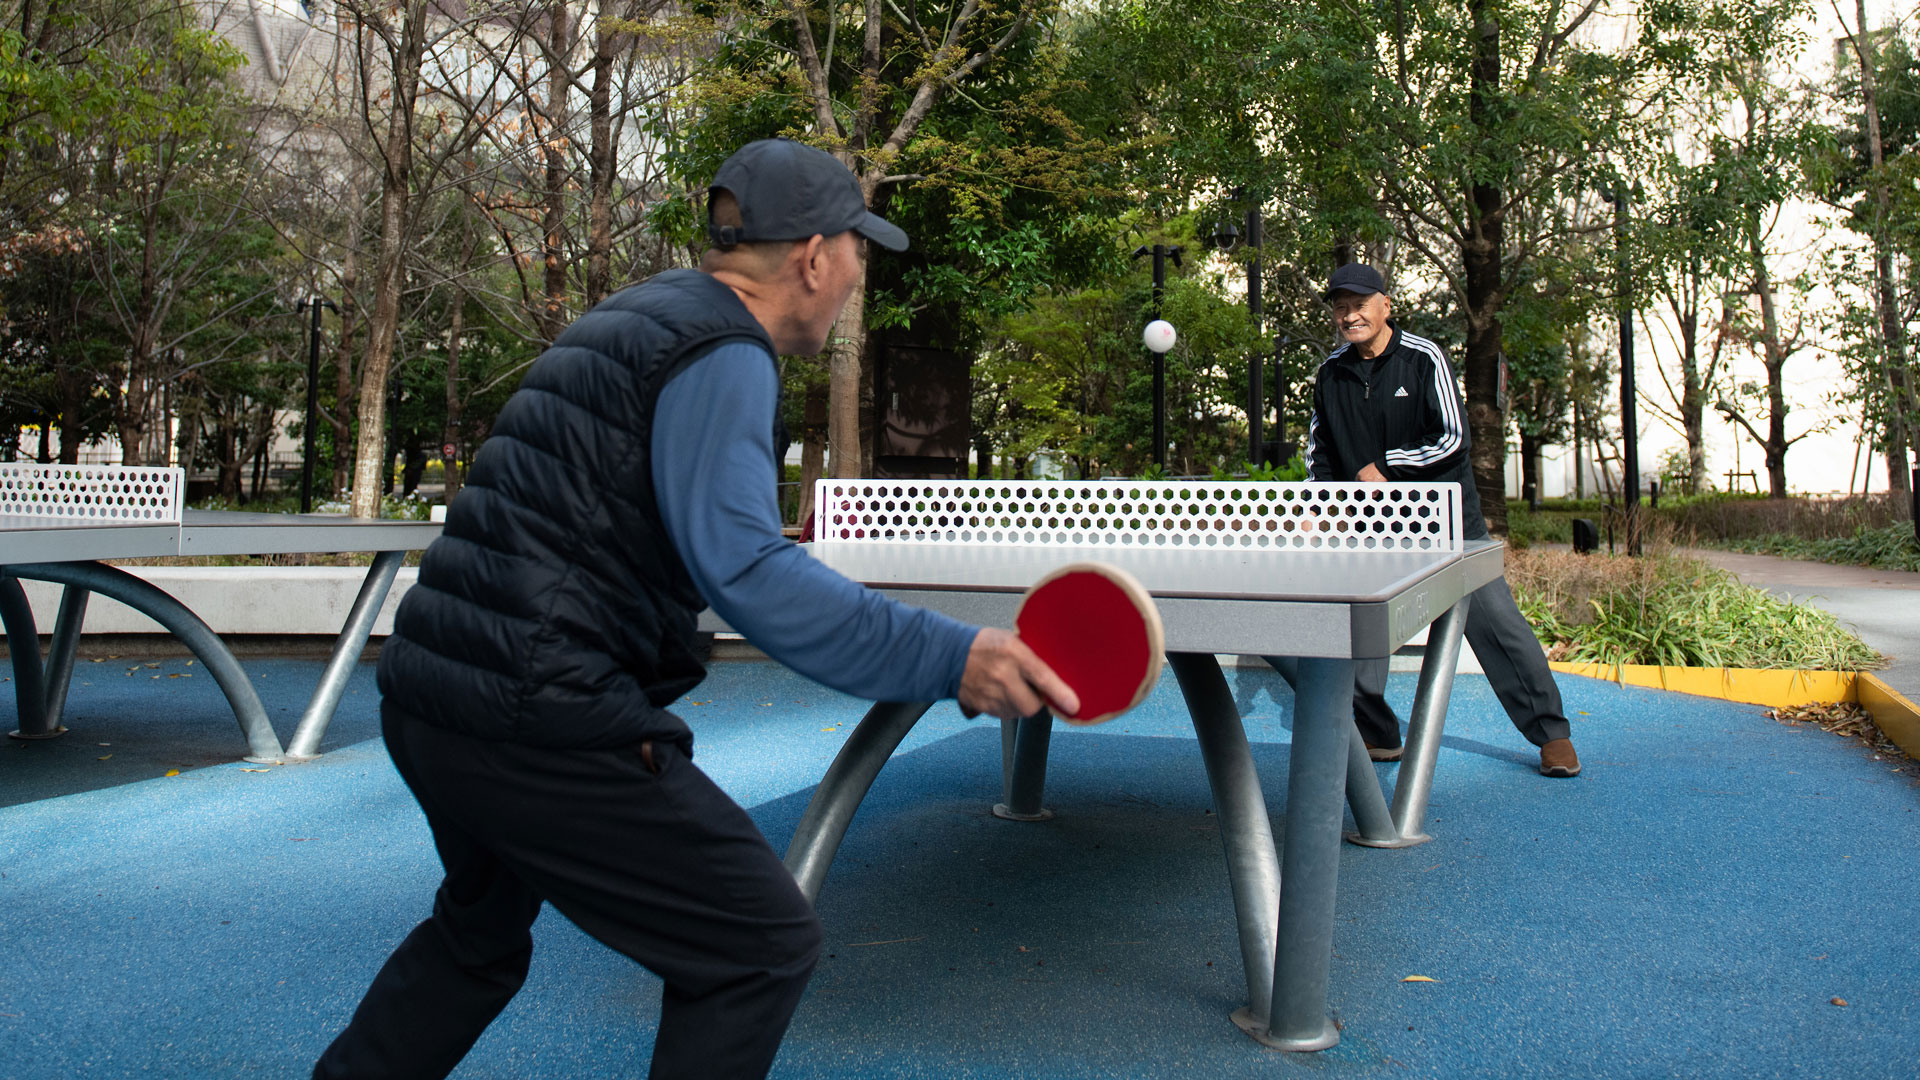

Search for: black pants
xmin=313 ymin=707 xmax=821 ymax=1080
xmin=1354 ymin=574 xmax=1571 ymax=750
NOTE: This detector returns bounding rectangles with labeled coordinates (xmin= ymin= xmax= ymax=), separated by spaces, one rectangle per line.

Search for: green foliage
xmin=1513 ymin=553 xmax=1883 ymax=670
xmin=1725 ymin=523 xmax=1920 ymax=572
xmin=980 ymin=214 xmax=1270 ymax=479
xmin=1505 ymin=505 xmax=1576 ymax=549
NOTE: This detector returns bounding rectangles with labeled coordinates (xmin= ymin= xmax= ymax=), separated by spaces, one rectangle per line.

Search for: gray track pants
xmin=1351 ymin=574 xmax=1571 ymax=749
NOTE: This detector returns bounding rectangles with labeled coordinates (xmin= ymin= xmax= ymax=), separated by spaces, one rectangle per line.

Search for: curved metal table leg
xmin=1387 ymin=596 xmax=1472 ymax=845
xmin=284 ymin=550 xmax=405 ymax=761
xmin=36 ymin=585 xmax=90 ymax=737
xmin=0 ymin=575 xmax=53 ymax=739
xmin=784 ymin=700 xmax=932 ymax=903
xmin=1167 ymin=652 xmax=1281 ymax=1032
xmin=993 ymin=711 xmax=1055 ymax=821
xmin=1343 ymin=717 xmax=1398 ymax=845
xmin=2 ymin=562 xmax=284 ymax=763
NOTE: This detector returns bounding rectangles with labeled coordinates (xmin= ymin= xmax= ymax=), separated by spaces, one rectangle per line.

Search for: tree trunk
xmin=443 ymin=295 xmax=464 ymax=503
xmin=114 ymin=176 xmax=168 ymax=467
xmin=54 ymin=364 xmax=86 ymax=465
xmin=797 ymin=378 xmax=828 ymax=527
xmin=828 ymin=264 xmax=868 ymax=479
xmin=1750 ymin=238 xmax=1791 ymax=499
xmin=116 ymin=330 xmax=155 ymax=467
xmin=216 ymin=414 xmax=242 ymax=498
xmin=1676 ymin=255 xmax=1709 ymax=495
xmin=1519 ymin=429 xmax=1540 ymax=509
xmin=585 ymin=13 xmax=617 ymax=307
xmin=349 ymin=4 xmax=425 ymax=520
xmin=1853 ymin=0 xmax=1914 ymax=496
xmin=539 ymin=0 xmax=572 ymax=343
xmin=1463 ymin=0 xmax=1507 ymax=536
xmin=1572 ymin=401 xmax=1584 ymax=499
xmin=244 ymin=406 xmax=274 ymax=502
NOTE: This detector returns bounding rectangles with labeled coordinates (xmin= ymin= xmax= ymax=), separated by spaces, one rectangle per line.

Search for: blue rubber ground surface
xmin=3 ymin=658 xmax=1916 ymax=1078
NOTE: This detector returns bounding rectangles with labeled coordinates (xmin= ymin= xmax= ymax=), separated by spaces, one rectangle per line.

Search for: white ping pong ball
xmin=1142 ymin=319 xmax=1177 ymax=354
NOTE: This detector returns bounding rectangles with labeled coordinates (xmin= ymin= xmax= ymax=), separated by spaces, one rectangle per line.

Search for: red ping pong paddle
xmin=1014 ymin=562 xmax=1165 ymax=725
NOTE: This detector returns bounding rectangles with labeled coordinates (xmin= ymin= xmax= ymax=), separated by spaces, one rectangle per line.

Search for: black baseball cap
xmin=708 ymin=139 xmax=909 ymax=252
xmin=1323 ymin=263 xmax=1388 ymax=301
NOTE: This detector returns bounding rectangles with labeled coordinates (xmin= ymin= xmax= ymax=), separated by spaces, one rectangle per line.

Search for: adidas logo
xmin=1394 ymin=386 xmax=1409 ymax=397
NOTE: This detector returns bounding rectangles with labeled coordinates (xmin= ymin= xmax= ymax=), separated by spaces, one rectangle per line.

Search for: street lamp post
xmin=1208 ymin=189 xmax=1269 ymax=467
xmin=301 ymin=297 xmax=339 ymax=514
xmin=1132 ymin=244 xmax=1183 ymax=469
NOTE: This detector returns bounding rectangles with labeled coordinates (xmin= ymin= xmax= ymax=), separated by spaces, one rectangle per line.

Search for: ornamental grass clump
xmin=1507 ymin=549 xmax=1883 ymax=672
xmin=1728 ymin=522 xmax=1920 ymax=573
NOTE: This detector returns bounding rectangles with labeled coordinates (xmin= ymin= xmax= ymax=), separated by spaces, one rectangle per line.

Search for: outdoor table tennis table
xmin=1 ymin=464 xmax=439 ymax=763
xmin=731 ymin=479 xmax=1503 ymax=1052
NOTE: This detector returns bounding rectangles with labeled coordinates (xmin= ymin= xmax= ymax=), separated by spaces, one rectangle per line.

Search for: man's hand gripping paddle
xmin=1013 ymin=562 xmax=1165 ymax=725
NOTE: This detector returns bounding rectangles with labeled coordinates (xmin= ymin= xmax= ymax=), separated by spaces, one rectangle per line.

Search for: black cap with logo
xmin=708 ymin=139 xmax=909 ymax=252
xmin=1323 ymin=263 xmax=1388 ymax=301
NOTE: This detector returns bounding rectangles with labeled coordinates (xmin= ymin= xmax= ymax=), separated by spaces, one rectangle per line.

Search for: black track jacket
xmin=1304 ymin=323 xmax=1488 ymax=537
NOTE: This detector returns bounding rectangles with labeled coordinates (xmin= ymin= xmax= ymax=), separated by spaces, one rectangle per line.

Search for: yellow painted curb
xmin=1856 ymin=674 xmax=1920 ymax=761
xmin=1548 ymin=662 xmax=1857 ymax=708
xmin=1549 ymin=662 xmax=1920 ymax=760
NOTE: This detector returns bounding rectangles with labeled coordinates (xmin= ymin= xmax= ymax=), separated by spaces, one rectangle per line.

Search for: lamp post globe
xmin=1143 ymin=319 xmax=1177 ymax=354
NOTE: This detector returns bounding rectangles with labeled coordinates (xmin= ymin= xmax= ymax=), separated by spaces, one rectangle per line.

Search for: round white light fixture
xmin=1142 ymin=319 xmax=1177 ymax=354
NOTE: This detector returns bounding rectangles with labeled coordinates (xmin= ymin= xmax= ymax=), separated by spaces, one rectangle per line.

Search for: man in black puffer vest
xmin=313 ymin=140 xmax=1076 ymax=1080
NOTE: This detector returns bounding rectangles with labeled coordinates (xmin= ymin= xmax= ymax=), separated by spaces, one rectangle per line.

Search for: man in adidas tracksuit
xmin=1305 ymin=263 xmax=1581 ymax=778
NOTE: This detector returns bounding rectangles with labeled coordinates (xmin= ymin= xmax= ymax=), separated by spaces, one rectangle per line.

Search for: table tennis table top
xmin=0 ymin=510 xmax=441 ymax=563
xmin=754 ymin=539 xmax=1506 ymax=660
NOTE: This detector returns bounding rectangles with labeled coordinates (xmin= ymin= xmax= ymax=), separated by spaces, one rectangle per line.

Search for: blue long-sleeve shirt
xmin=651 ymin=342 xmax=976 ymax=702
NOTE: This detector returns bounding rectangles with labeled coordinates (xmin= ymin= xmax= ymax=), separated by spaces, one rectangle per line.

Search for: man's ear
xmin=797 ymin=233 xmax=829 ymax=292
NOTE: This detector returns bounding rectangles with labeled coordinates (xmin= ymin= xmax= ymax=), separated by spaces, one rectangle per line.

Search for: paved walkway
xmin=1685 ymin=549 xmax=1920 ymax=699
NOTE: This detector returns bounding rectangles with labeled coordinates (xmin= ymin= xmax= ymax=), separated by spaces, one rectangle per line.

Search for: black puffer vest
xmin=378 ymin=270 xmax=777 ymax=748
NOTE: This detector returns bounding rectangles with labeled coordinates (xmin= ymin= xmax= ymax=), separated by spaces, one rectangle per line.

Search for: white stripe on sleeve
xmin=1383 ymin=335 xmax=1464 ymax=468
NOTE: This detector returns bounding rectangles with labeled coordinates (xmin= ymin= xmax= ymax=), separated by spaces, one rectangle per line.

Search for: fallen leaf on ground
xmin=1831 ymin=997 xmax=1848 ymax=1006
xmin=96 ymin=754 xmax=112 ymax=761
xmin=163 ymin=769 xmax=179 ymax=777
xmin=1402 ymin=975 xmax=1436 ymax=983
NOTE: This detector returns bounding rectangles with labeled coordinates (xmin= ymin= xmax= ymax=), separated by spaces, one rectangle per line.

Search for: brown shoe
xmin=1539 ymin=738 xmax=1581 ymax=777
xmin=1365 ymin=741 xmax=1404 ymax=762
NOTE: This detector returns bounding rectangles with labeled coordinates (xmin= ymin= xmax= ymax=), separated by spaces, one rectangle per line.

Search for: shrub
xmin=1726 ymin=522 xmax=1920 ymax=572
xmin=1657 ymin=492 xmax=1906 ymax=544
xmin=1508 ymin=549 xmax=1884 ymax=671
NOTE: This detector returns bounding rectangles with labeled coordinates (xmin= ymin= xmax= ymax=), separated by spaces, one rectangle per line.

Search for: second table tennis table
xmin=1 ymin=464 xmax=440 ymax=763
xmin=720 ymin=478 xmax=1504 ymax=1052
